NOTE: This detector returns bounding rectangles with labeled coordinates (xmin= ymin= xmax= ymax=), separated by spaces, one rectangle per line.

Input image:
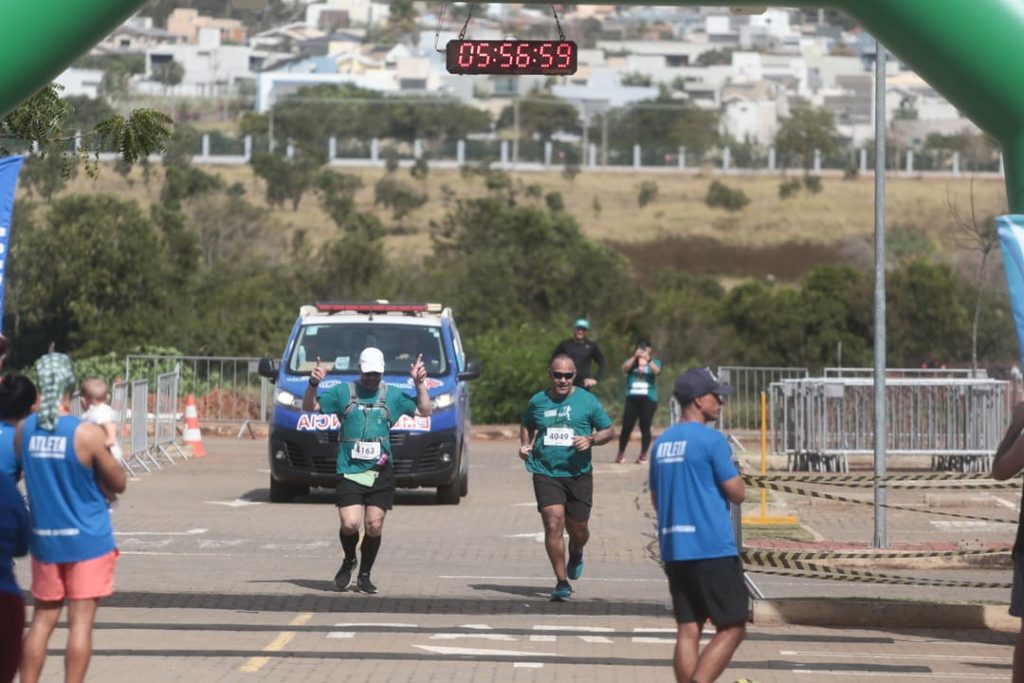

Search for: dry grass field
xmin=56 ymin=163 xmax=1008 ymax=275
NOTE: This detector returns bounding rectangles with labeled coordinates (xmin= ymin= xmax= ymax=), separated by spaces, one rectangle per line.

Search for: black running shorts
xmin=336 ymin=466 xmax=395 ymax=510
xmin=664 ymin=556 xmax=748 ymax=627
xmin=532 ymin=473 xmax=593 ymax=521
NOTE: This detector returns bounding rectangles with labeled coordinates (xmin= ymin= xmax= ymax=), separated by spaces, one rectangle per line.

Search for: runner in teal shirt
xmin=304 ymin=347 xmax=431 ymax=595
xmin=519 ymin=354 xmax=615 ymax=602
xmin=615 ymin=340 xmax=662 ymax=464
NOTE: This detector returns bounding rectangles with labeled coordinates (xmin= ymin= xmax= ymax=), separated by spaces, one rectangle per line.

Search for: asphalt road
xmin=12 ymin=436 xmax=1017 ymax=682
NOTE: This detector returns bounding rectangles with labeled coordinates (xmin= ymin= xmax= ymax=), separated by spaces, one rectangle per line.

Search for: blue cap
xmin=573 ymin=318 xmax=590 ymax=330
xmin=673 ymin=367 xmax=734 ymax=404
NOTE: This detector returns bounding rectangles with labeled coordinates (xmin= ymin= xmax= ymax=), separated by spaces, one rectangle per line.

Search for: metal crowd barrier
xmin=716 ymin=366 xmax=810 ymax=432
xmin=154 ymin=369 xmax=188 ymax=463
xmin=128 ymin=379 xmax=162 ymax=471
xmin=108 ymin=381 xmax=138 ymax=476
xmin=125 ymin=355 xmax=272 ymax=437
xmin=770 ymin=376 xmax=1008 ymax=472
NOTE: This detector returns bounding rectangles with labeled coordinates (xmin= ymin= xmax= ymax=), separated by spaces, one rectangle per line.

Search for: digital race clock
xmin=446 ymin=39 xmax=578 ymax=76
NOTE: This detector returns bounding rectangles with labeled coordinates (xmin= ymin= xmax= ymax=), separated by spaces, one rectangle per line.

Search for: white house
xmin=54 ymin=68 xmax=106 ymax=99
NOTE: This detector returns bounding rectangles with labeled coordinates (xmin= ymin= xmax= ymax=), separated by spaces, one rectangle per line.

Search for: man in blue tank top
xmin=14 ymin=355 xmax=127 ymax=683
xmin=649 ymin=367 xmax=746 ymax=683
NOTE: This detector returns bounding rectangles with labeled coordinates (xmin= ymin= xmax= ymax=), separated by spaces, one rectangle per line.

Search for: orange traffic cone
xmin=183 ymin=394 xmax=206 ymax=458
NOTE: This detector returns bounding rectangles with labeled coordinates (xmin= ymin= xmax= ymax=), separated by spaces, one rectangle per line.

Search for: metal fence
xmin=770 ymin=376 xmax=1008 ymax=472
xmin=716 ymin=366 xmax=810 ymax=432
xmin=125 ymin=355 xmax=272 ymax=430
xmin=154 ymin=369 xmax=187 ymax=463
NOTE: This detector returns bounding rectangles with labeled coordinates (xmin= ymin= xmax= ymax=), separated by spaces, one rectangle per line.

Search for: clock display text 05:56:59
xmin=445 ymin=40 xmax=578 ymax=76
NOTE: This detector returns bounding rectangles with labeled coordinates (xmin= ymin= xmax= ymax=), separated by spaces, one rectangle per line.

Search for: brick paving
xmin=11 ymin=436 xmax=1019 ymax=681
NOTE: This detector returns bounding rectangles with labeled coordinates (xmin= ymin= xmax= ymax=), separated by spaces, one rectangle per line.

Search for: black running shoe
xmin=334 ymin=557 xmax=357 ymax=591
xmin=356 ymin=573 xmax=378 ymax=594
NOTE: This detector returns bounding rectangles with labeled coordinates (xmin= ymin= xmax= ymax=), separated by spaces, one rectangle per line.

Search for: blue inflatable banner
xmin=997 ymin=215 xmax=1024 ymax=367
xmin=0 ymin=155 xmax=24 ymax=333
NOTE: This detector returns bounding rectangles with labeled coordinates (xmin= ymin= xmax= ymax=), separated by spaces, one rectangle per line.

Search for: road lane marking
xmin=116 ymin=528 xmax=207 ymax=536
xmin=779 ymin=649 xmax=1004 ymax=662
xmin=430 ymin=634 xmax=517 ymax=641
xmin=206 ymin=499 xmax=264 ymax=507
xmin=514 ymin=663 xmax=544 ymax=668
xmin=439 ymin=574 xmax=662 ymax=583
xmin=792 ymin=671 xmax=1001 ymax=679
xmin=239 ymin=613 xmax=312 ymax=673
xmin=988 ymin=493 xmax=1019 ymax=511
xmin=412 ymin=645 xmax=559 ymax=658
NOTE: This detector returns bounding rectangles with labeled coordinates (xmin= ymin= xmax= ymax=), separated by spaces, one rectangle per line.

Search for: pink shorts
xmin=31 ymin=549 xmax=119 ymax=602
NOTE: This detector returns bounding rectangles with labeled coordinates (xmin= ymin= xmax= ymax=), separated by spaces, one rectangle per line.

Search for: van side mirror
xmin=258 ymin=357 xmax=279 ymax=381
xmin=458 ymin=359 xmax=481 ymax=381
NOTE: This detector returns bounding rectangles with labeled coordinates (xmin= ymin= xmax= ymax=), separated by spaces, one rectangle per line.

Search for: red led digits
xmin=498 ymin=42 xmax=514 ymax=69
xmin=516 ymin=42 xmax=531 ymax=68
xmin=446 ymin=39 xmax=576 ymax=75
xmin=556 ymin=42 xmax=572 ymax=69
xmin=457 ymin=41 xmax=474 ymax=68
xmin=476 ymin=41 xmax=491 ymax=68
xmin=539 ymin=42 xmax=554 ymax=69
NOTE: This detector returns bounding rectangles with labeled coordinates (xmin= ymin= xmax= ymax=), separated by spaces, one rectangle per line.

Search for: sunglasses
xmin=362 ymin=372 xmax=382 ymax=378
xmin=550 ymin=371 xmax=576 ymax=380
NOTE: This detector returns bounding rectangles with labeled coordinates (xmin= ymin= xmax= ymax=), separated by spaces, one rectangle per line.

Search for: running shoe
xmin=550 ymin=580 xmax=573 ymax=602
xmin=567 ymin=553 xmax=584 ymax=580
xmin=614 ymin=452 xmax=625 ymax=464
xmin=635 ymin=453 xmax=649 ymax=464
xmin=334 ymin=557 xmax=357 ymax=591
xmin=355 ymin=573 xmax=378 ymax=594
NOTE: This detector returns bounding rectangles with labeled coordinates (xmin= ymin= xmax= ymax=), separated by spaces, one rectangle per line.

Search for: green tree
xmin=374 ymin=176 xmax=427 ymax=220
xmin=429 ymin=197 xmax=636 ymax=335
xmin=887 ymin=260 xmax=971 ymax=365
xmin=316 ymin=170 xmax=363 ymax=229
xmin=696 ymin=48 xmax=734 ymax=66
xmin=8 ymin=195 xmax=173 ymax=357
xmin=604 ymin=98 xmax=719 ymax=157
xmin=20 ymin=143 xmax=76 ymax=202
xmin=250 ymin=152 xmax=319 ymax=210
xmin=152 ymin=59 xmax=185 ymax=88
xmin=382 ymin=0 xmax=420 ymax=44
xmin=496 ymin=96 xmax=580 ymax=141
xmin=1 ymin=83 xmax=171 ymax=175
xmin=775 ymin=99 xmax=840 ymax=172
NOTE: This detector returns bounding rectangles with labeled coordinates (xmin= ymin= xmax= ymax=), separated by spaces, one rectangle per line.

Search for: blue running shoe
xmin=550 ymin=580 xmax=573 ymax=602
xmin=567 ymin=553 xmax=584 ymax=580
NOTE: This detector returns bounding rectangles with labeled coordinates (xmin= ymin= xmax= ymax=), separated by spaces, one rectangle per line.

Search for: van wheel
xmin=437 ymin=480 xmax=461 ymax=505
xmin=459 ymin=469 xmax=468 ymax=497
xmin=270 ymin=477 xmax=297 ymax=503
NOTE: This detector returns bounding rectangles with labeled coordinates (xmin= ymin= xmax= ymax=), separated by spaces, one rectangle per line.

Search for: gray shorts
xmin=1011 ymin=554 xmax=1024 ymax=617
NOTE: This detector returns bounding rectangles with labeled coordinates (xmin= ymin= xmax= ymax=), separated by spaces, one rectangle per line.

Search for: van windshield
xmin=287 ymin=323 xmax=448 ymax=377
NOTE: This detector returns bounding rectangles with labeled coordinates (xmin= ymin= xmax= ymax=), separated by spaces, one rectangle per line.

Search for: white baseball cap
xmin=359 ymin=347 xmax=385 ymax=374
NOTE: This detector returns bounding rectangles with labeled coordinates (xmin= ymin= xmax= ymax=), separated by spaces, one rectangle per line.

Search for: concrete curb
xmin=752 ymin=598 xmax=1017 ymax=632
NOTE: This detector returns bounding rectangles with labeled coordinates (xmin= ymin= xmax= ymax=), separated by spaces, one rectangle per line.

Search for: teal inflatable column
xmin=0 ymin=0 xmax=146 ymax=116
xmin=2 ymin=0 xmax=1024 ymax=210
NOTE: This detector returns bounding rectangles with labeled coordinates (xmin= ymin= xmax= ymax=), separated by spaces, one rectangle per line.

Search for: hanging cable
xmin=458 ymin=2 xmax=476 ymax=40
xmin=550 ymin=4 xmax=566 ymax=40
xmin=433 ymin=2 xmax=448 ymax=53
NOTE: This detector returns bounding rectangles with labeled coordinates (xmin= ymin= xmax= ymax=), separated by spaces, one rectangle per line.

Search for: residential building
xmin=167 ymin=8 xmax=247 ymax=44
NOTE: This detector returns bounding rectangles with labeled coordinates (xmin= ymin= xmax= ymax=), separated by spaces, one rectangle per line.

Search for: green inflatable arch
xmin=3 ymin=0 xmax=1024 ymax=209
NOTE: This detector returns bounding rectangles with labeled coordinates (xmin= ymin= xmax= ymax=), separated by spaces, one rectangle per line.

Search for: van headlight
xmin=274 ymin=388 xmax=303 ymax=410
xmin=432 ymin=392 xmax=455 ymax=410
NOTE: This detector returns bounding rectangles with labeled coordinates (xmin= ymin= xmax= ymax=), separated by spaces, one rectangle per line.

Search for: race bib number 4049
xmin=543 ymin=427 xmax=575 ymax=447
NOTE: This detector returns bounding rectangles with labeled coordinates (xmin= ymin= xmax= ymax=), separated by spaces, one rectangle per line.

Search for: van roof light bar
xmin=313 ymin=302 xmax=443 ymax=314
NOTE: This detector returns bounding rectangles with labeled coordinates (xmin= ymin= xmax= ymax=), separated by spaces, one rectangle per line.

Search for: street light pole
xmin=872 ymin=37 xmax=888 ymax=549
